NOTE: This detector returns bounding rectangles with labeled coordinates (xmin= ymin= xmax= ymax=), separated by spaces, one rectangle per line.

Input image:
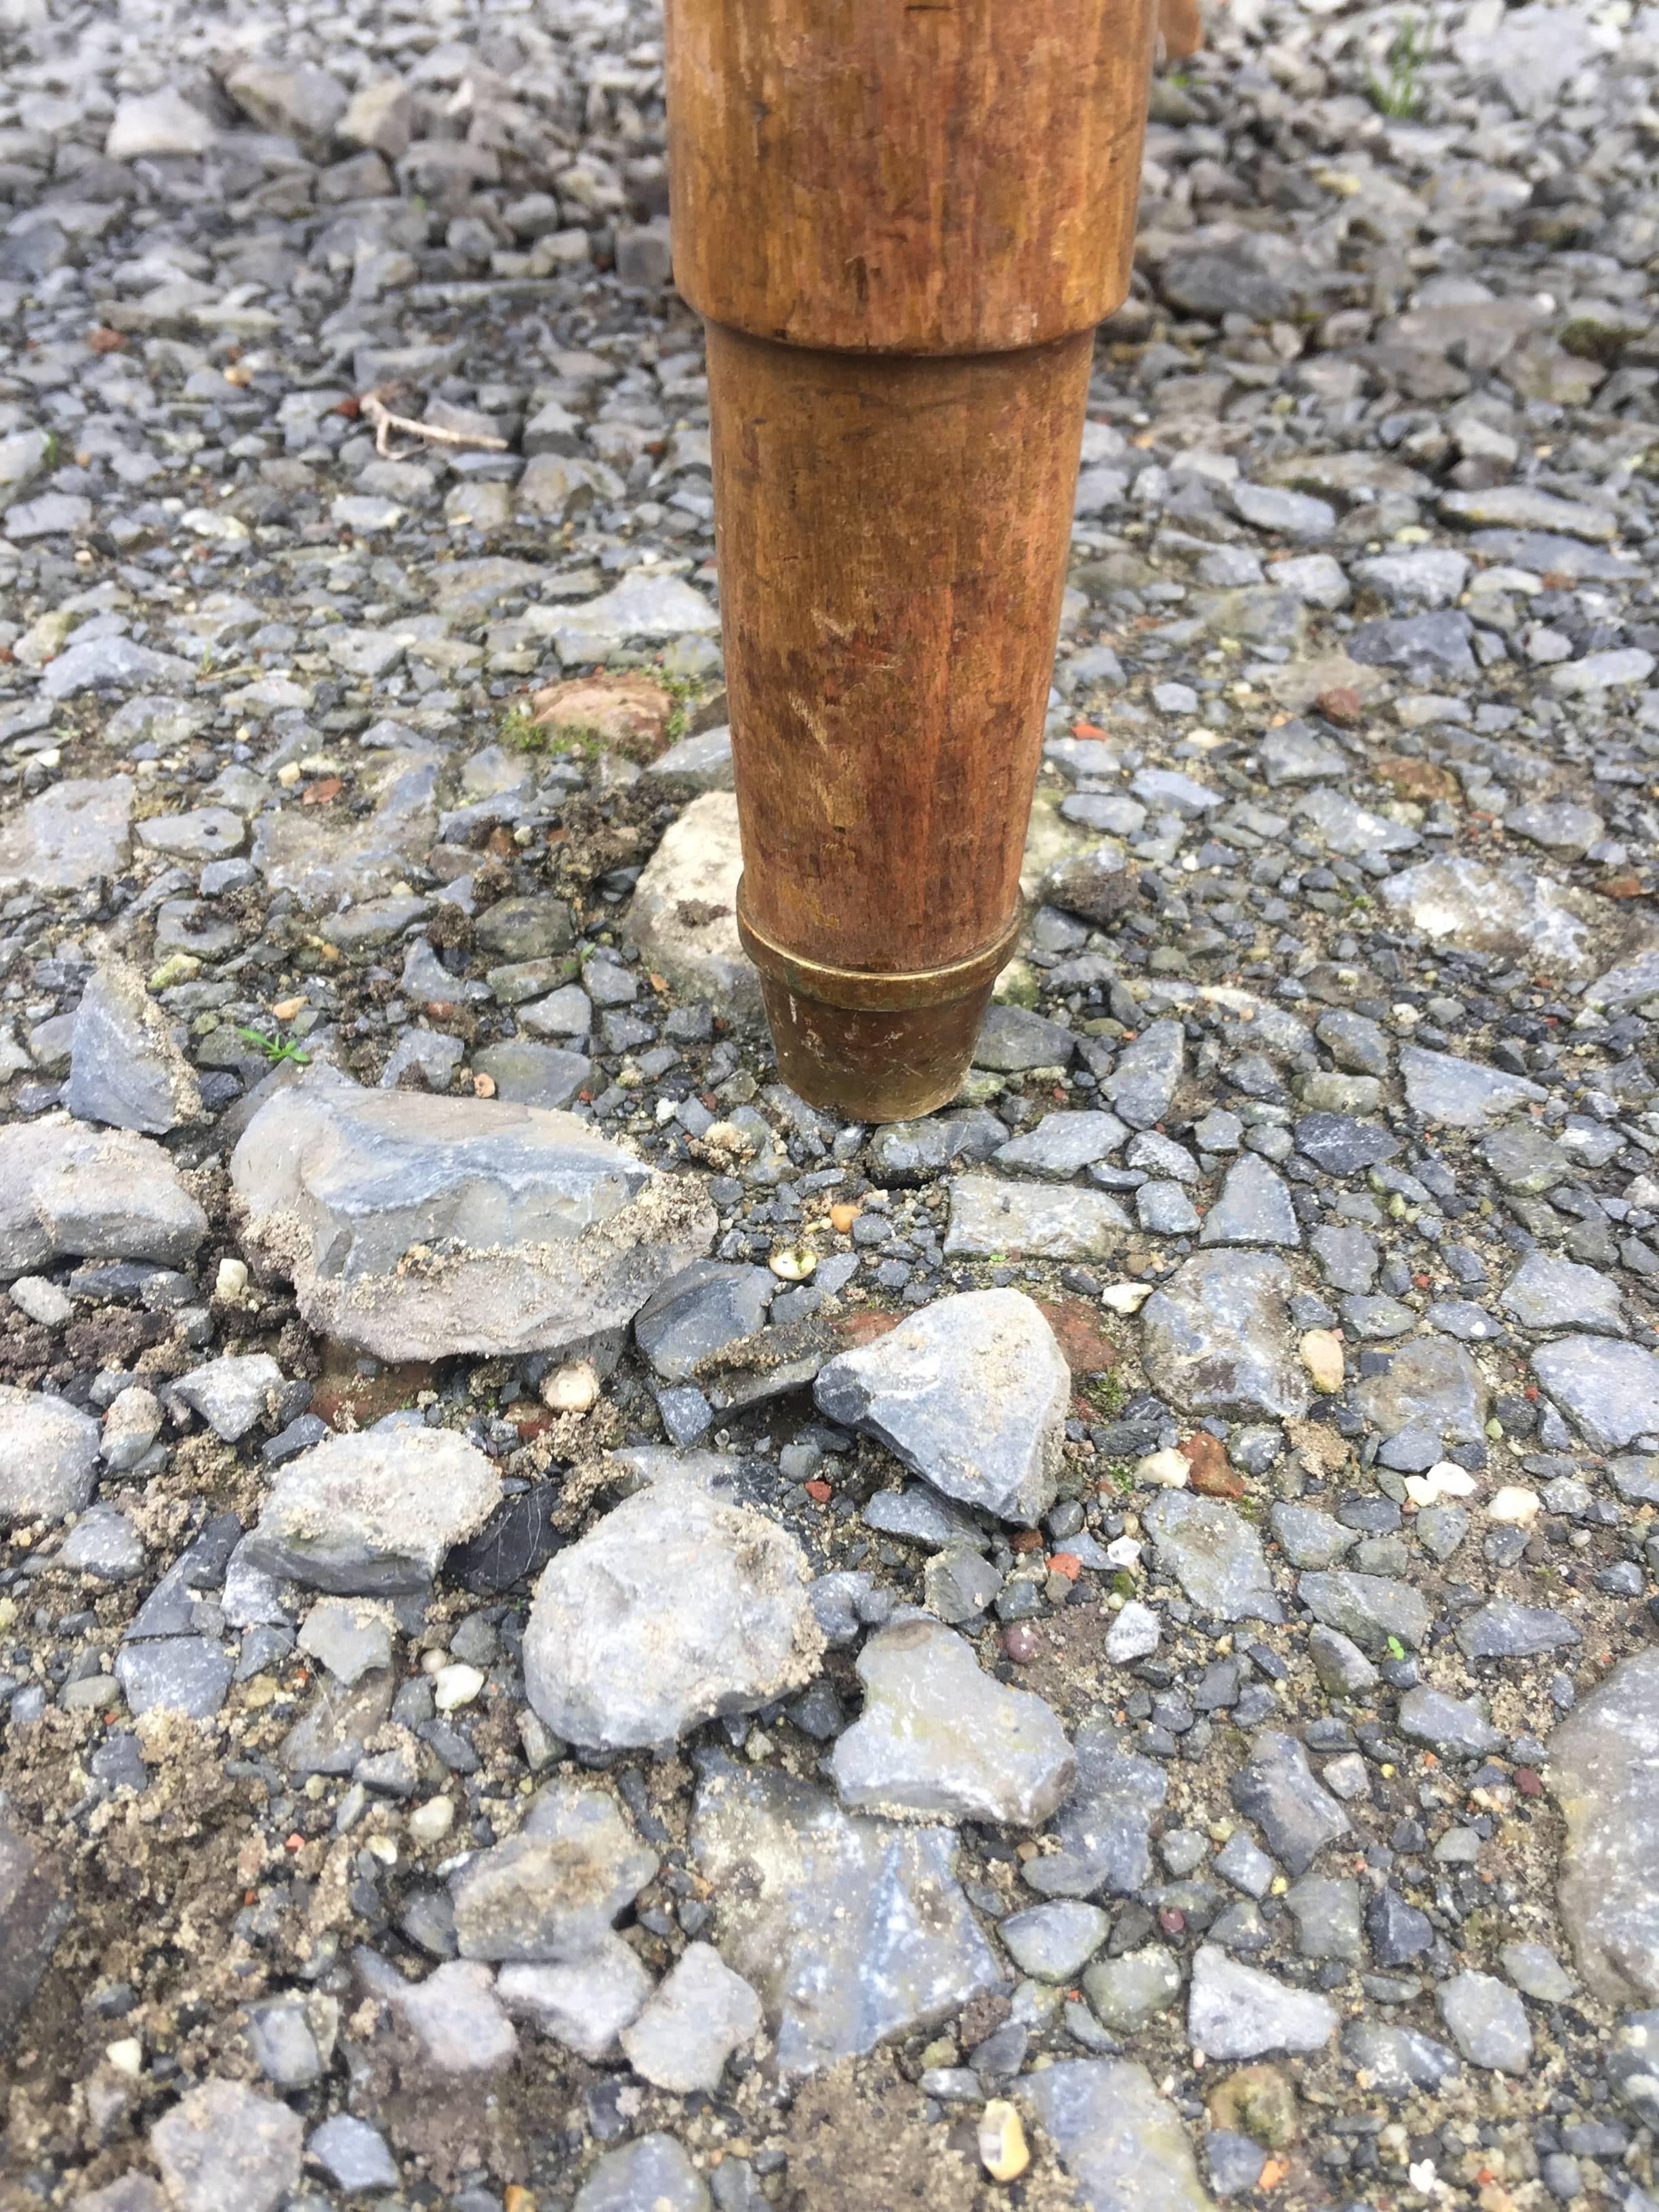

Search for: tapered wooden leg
xmin=666 ymin=0 xmax=1155 ymax=1120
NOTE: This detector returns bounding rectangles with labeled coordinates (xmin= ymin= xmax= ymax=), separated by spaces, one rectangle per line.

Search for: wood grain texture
xmin=667 ymin=0 xmax=1155 ymax=353
xmin=708 ymin=320 xmax=1094 ymax=979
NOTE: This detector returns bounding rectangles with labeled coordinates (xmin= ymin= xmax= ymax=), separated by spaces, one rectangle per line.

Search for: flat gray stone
xmin=1144 ymin=1492 xmax=1278 ymax=1622
xmin=0 ymin=1387 xmax=100 ymax=1526
xmin=149 ymin=2078 xmax=303 ymax=2212
xmin=1381 ymin=859 xmax=1596 ymax=978
xmin=1141 ymin=1252 xmax=1311 ymax=1419
xmin=1441 ymin=486 xmax=1618 ymax=541
xmin=231 ymin=1070 xmax=714 ymax=1360
xmin=867 ymin=1107 xmax=1010 ymax=1185
xmin=1187 ymin=1946 xmax=1337 ymax=2060
xmin=624 ymin=792 xmax=760 ymax=1019
xmin=574 ymin=2134 xmax=710 ymax=2212
xmin=1356 ymin=1337 xmax=1488 ymax=1467
xmin=1231 ymin=1730 xmax=1350 ymax=1874
xmin=1084 ymin=1946 xmax=1184 ymax=2031
xmin=66 ymin=961 xmax=202 ymax=1134
xmin=831 ymin=1618 xmax=1074 ymax=1826
xmin=308 ymin=2115 xmax=398 ymax=2194
xmin=0 ymin=1119 xmax=207 ymax=1279
xmin=634 ymin=1259 xmax=774 ymax=1380
xmin=1342 ymin=2020 xmax=1460 ymax=2098
xmin=243 ymin=1429 xmax=500 ymax=1593
xmin=0 ymin=776 xmax=133 ymax=893
xmin=999 ymin=1900 xmax=1111 ymax=1982
xmin=1399 ymin=1046 xmax=1547 ymax=1129
xmin=472 ymin=1042 xmax=592 ymax=1111
xmin=498 ymin=1933 xmax=655 ymax=2061
xmin=619 ymin=1941 xmax=762 ymax=2093
xmin=523 ymin=1481 xmax=822 ymax=1748
xmin=1500 ymin=1254 xmax=1623 ymax=1336
xmin=453 ymin=1780 xmax=658 ymax=1961
xmin=296 ymin=1599 xmax=393 ymax=1687
xmin=814 ymin=1288 xmax=1069 ymax=1526
xmin=1200 ymin=1154 xmax=1300 ymax=1247
xmin=173 ymin=1354 xmax=283 ymax=1442
xmin=974 ymin=1003 xmax=1080 ymax=1072
xmin=1455 ymin=1599 xmax=1580 ymax=1660
xmin=943 ymin=1174 xmax=1132 ymax=1261
xmin=1104 ymin=1021 xmax=1184 ymax=1128
xmin=1437 ymin=1971 xmax=1533 ymax=2072
xmin=1397 ymin=1687 xmax=1502 ymax=1759
xmin=1021 ymin=2060 xmax=1216 ymax=2212
xmin=994 ymin=1109 xmax=1129 ymax=1179
xmin=1022 ymin=1720 xmax=1166 ymax=1900
xmin=1549 ymin=1650 xmax=1659 ymax=2005
xmin=691 ymin=1755 xmax=999 ymax=2076
xmin=1298 ymin=1570 xmax=1431 ymax=1654
xmin=253 ymin=748 xmax=439 ymax=907
xmin=115 ymin=1636 xmax=232 ymax=1719
xmin=1533 ymin=1336 xmax=1659 ymax=1451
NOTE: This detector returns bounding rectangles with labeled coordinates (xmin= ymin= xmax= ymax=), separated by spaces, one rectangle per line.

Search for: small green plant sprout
xmin=1386 ymin=1634 xmax=1407 ymax=1660
xmin=235 ymin=1025 xmax=310 ymax=1067
xmin=1368 ymin=14 xmax=1430 ymax=117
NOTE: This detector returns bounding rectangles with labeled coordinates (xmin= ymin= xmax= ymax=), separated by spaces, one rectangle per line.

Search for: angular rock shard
xmin=830 ymin=1618 xmax=1074 ymax=1826
xmin=523 ymin=1482 xmax=823 ymax=1748
xmin=242 ymin=1428 xmax=501 ymax=1594
xmin=690 ymin=1754 xmax=999 ymax=2076
xmin=1 ymin=1119 xmax=207 ymax=1279
xmin=1549 ymin=1649 xmax=1659 ymax=2005
xmin=230 ymin=1071 xmax=715 ymax=1359
xmin=1022 ymin=2059 xmax=1217 ymax=2212
xmin=813 ymin=1288 xmax=1069 ymax=1526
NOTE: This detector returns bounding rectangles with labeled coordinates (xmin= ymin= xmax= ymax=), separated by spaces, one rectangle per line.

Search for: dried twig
xmin=359 ymin=389 xmax=510 ymax=461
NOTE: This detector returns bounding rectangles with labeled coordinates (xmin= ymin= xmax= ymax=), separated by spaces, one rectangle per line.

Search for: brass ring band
xmin=736 ymin=878 xmax=1024 ymax=1015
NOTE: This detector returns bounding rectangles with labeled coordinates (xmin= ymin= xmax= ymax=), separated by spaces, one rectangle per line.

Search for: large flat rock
xmin=230 ymin=1071 xmax=715 ymax=1359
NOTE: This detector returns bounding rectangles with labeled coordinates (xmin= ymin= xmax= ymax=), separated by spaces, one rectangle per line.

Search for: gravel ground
xmin=3 ymin=1 xmax=1659 ymax=2209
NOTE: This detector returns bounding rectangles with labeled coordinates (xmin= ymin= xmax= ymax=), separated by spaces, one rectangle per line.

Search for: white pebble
xmin=215 ymin=1256 xmax=249 ymax=1301
xmin=408 ymin=1796 xmax=454 ymax=1843
xmin=433 ymin=1662 xmax=485 ymax=1713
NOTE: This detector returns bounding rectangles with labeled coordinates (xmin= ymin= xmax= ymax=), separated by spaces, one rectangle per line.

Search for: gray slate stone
xmin=452 ymin=1780 xmax=657 ymax=1961
xmin=149 ymin=2078 xmax=303 ymax=2212
xmin=243 ymin=1429 xmax=501 ymax=1593
xmin=230 ymin=1070 xmax=715 ymax=1359
xmin=832 ymin=1618 xmax=1074 ymax=1826
xmin=634 ymin=1260 xmax=773 ymax=1380
xmin=1437 ymin=1971 xmax=1533 ymax=2072
xmin=619 ymin=1941 xmax=762 ymax=2093
xmin=1532 ymin=1336 xmax=1659 ymax=1451
xmin=1143 ymin=1492 xmax=1279 ymax=1622
xmin=1141 ymin=1252 xmax=1311 ymax=1419
xmin=1200 ymin=1154 xmax=1300 ymax=1248
xmin=994 ymin=1109 xmax=1129 ymax=1179
xmin=1022 ymin=1720 xmax=1166 ymax=1900
xmin=1399 ymin=1046 xmax=1547 ymax=1129
xmin=974 ymin=1004 xmax=1078 ymax=1071
xmin=867 ymin=1107 xmax=1009 ymax=1185
xmin=999 ymin=1900 xmax=1111 ymax=1982
xmin=523 ymin=1481 xmax=822 ymax=1748
xmin=1104 ymin=1021 xmax=1185 ymax=1128
xmin=1298 ymin=1570 xmax=1431 ymax=1654
xmin=691 ymin=1755 xmax=999 ymax=2076
xmin=1549 ymin=1649 xmax=1659 ymax=2005
xmin=173 ymin=1354 xmax=283 ymax=1442
xmin=497 ymin=1933 xmax=654 ymax=2060
xmin=1231 ymin=1730 xmax=1350 ymax=1874
xmin=0 ymin=1387 xmax=100 ymax=1526
xmin=1501 ymin=1254 xmax=1623 ymax=1336
xmin=1021 ymin=2060 xmax=1216 ymax=2212
xmin=0 ymin=1119 xmax=207 ymax=1277
xmin=575 ymin=2134 xmax=711 ymax=2212
xmin=1187 ymin=1945 xmax=1337 ymax=2059
xmin=0 ymin=776 xmax=134 ymax=892
xmin=944 ymin=1174 xmax=1132 ymax=1261
xmin=66 ymin=962 xmax=202 ymax=1134
xmin=815 ymin=1288 xmax=1069 ymax=1525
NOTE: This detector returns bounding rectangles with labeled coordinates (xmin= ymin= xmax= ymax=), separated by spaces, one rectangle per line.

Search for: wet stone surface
xmin=3 ymin=0 xmax=1659 ymax=2201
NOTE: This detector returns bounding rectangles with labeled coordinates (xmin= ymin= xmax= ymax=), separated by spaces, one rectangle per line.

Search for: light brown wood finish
xmin=668 ymin=0 xmax=1154 ymax=354
xmin=709 ymin=322 xmax=1093 ymax=977
xmin=667 ymin=0 xmax=1155 ymax=1116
